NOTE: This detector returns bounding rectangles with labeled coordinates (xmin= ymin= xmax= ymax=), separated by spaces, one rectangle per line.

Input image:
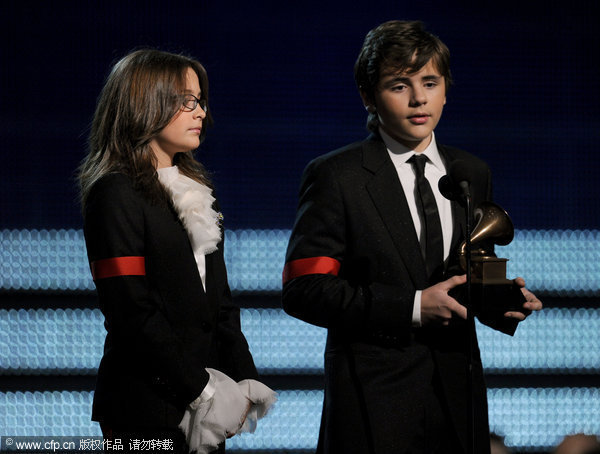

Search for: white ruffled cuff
xmin=179 ymin=369 xmax=277 ymax=454
xmin=189 ymin=370 xmax=217 ymax=411
xmin=236 ymin=378 xmax=278 ymax=434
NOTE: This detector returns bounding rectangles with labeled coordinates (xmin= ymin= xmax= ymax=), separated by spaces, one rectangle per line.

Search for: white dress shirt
xmin=379 ymin=128 xmax=453 ymax=326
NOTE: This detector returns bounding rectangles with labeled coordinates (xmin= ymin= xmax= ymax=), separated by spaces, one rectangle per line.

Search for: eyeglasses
xmin=181 ymin=94 xmax=207 ymax=112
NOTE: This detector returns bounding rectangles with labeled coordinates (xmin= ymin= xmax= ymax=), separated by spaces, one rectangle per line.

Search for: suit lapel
xmin=203 ymin=252 xmax=216 ymax=308
xmin=362 ymin=136 xmax=429 ymax=288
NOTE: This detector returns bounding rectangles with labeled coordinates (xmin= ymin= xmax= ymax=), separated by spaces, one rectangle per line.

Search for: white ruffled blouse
xmin=157 ymin=166 xmax=222 ymax=289
xmin=156 ymin=166 xmax=276 ymax=454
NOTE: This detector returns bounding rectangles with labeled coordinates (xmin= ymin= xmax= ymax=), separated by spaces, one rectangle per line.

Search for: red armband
xmin=90 ymin=256 xmax=146 ymax=280
xmin=282 ymin=256 xmax=341 ymax=284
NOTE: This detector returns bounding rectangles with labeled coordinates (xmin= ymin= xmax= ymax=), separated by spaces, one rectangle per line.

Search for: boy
xmin=282 ymin=20 xmax=541 ymax=453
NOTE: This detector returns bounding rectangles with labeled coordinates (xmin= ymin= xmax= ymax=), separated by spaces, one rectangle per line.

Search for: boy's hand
xmin=421 ymin=274 xmax=468 ymax=326
xmin=504 ymin=277 xmax=543 ymax=321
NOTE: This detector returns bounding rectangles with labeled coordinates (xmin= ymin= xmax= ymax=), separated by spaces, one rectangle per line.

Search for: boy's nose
xmin=410 ymin=88 xmax=427 ymax=106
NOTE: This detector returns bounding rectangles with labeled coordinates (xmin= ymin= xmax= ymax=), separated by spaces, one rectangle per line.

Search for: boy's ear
xmin=359 ymin=90 xmax=376 ymax=113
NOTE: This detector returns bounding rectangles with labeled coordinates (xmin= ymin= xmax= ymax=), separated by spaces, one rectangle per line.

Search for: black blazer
xmin=283 ymin=134 xmax=494 ymax=453
xmin=83 ymin=173 xmax=258 ymax=430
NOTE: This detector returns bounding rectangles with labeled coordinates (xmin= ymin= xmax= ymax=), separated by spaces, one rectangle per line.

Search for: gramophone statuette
xmin=452 ymin=201 xmax=525 ymax=334
xmin=459 ymin=201 xmax=514 ymax=284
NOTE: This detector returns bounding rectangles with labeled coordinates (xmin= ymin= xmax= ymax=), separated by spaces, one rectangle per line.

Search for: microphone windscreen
xmin=438 ymin=175 xmax=460 ymax=200
xmin=439 ymin=159 xmax=477 ymax=202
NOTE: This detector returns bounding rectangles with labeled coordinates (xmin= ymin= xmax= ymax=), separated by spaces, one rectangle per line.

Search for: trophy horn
xmin=459 ymin=201 xmax=514 ymax=269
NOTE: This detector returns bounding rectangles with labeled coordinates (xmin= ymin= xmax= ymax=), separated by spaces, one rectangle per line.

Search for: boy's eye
xmin=424 ymin=82 xmax=437 ymax=88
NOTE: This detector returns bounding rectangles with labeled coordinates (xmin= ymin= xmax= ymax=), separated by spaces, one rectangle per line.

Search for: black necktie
xmin=409 ymin=154 xmax=444 ymax=281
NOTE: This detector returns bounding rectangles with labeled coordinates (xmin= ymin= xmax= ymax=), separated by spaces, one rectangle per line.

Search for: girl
xmin=79 ymin=49 xmax=275 ymax=454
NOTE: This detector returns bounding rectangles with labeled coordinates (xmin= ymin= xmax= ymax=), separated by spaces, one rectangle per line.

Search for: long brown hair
xmin=78 ymin=48 xmax=214 ymax=208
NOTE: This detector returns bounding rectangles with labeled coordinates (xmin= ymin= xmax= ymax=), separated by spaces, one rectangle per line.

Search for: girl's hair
xmin=78 ymin=48 xmax=214 ymax=208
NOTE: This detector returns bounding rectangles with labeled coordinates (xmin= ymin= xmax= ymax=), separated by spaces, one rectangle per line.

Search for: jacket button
xmin=200 ymin=321 xmax=212 ymax=332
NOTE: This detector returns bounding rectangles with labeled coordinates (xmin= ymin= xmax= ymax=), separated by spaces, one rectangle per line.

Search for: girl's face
xmin=150 ymin=67 xmax=206 ymax=168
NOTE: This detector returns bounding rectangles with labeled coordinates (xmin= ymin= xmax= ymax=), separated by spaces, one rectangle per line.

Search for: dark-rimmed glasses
xmin=181 ymin=94 xmax=207 ymax=112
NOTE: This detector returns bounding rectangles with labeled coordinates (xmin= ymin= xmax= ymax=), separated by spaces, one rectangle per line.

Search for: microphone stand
xmin=440 ymin=172 xmax=477 ymax=453
xmin=463 ymin=188 xmax=474 ymax=454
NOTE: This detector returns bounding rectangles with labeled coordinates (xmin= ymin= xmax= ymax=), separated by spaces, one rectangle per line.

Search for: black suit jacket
xmin=83 ymin=173 xmax=258 ymax=430
xmin=282 ymin=134 xmax=494 ymax=453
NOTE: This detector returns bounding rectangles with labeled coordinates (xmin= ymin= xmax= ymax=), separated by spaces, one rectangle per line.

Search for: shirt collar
xmin=379 ymin=128 xmax=444 ymax=172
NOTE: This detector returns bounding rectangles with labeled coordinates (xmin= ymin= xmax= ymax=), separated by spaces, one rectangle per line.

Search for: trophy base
xmin=471 ymin=256 xmax=508 ymax=284
xmin=474 ymin=281 xmax=525 ymax=335
xmin=450 ymin=279 xmax=526 ymax=336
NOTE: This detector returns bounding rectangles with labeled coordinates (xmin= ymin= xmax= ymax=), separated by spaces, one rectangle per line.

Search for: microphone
xmin=439 ymin=160 xmax=472 ymax=201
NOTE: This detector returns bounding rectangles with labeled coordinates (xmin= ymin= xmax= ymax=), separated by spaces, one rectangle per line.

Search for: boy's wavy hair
xmin=354 ymin=20 xmax=452 ymax=132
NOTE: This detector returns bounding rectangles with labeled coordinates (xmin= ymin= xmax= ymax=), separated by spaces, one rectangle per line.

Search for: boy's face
xmin=366 ymin=59 xmax=446 ymax=152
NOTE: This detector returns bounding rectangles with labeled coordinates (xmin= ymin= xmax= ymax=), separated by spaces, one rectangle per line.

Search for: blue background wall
xmin=1 ymin=1 xmax=599 ymax=230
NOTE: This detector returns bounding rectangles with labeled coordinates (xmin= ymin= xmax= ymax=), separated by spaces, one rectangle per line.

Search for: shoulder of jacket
xmin=438 ymin=143 xmax=490 ymax=172
xmin=86 ymin=172 xmax=147 ymax=213
xmin=90 ymin=172 xmax=135 ymax=196
xmin=306 ymin=137 xmax=372 ymax=173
